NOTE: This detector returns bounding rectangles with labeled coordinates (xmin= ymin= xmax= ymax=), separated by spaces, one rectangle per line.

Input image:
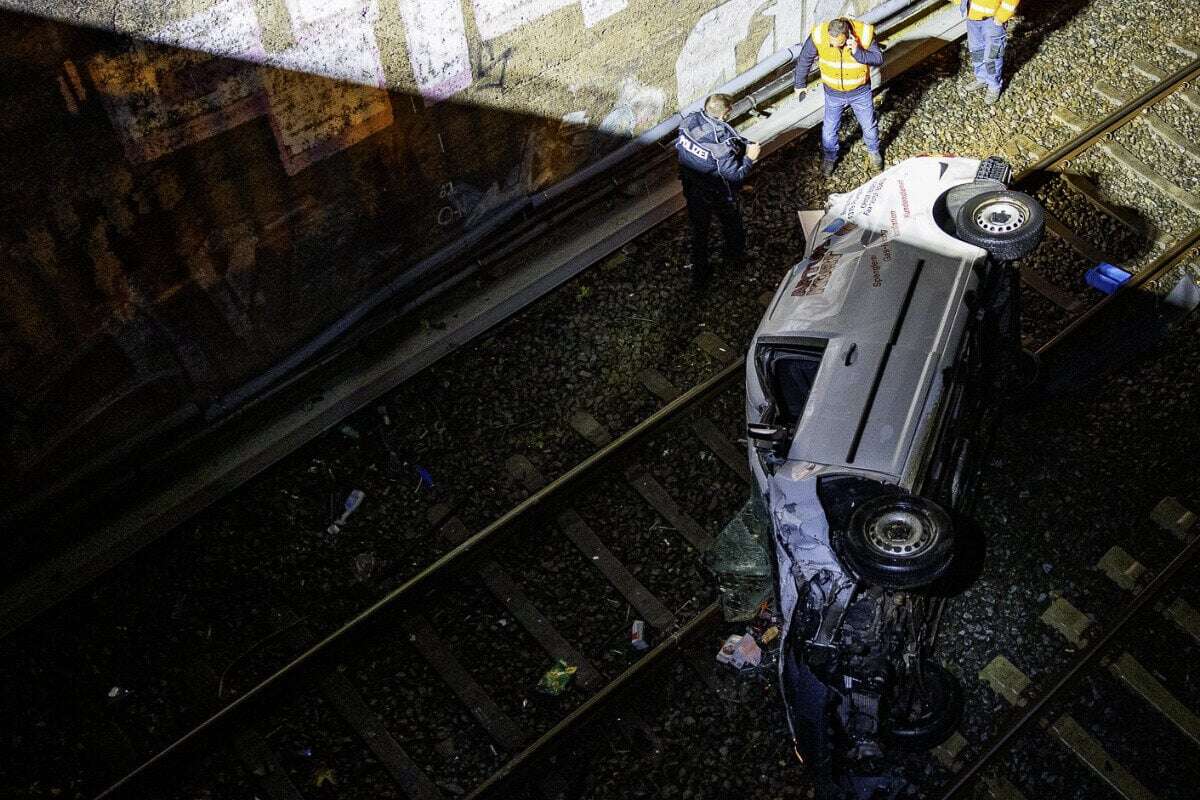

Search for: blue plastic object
xmin=1085 ymin=262 xmax=1132 ymax=295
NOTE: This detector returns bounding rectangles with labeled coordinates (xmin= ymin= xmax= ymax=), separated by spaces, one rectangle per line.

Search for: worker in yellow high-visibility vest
xmin=955 ymin=0 xmax=1020 ymax=104
xmin=791 ymin=17 xmax=884 ymax=178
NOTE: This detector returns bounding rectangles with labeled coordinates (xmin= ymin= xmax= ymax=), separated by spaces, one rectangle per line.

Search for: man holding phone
xmin=792 ymin=17 xmax=884 ymax=178
xmin=676 ymin=93 xmax=761 ymax=294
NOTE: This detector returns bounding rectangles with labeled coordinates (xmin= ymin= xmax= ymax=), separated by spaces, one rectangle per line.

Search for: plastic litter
xmin=536 ymin=659 xmax=578 ymax=695
xmin=414 ymin=465 xmax=434 ymax=491
xmin=376 ymin=405 xmax=392 ymax=426
xmin=107 ymin=686 xmax=131 ymax=699
xmin=1084 ymin=262 xmax=1131 ymax=295
xmin=353 ymin=551 xmax=377 ymax=581
xmin=339 ymin=424 xmax=360 ymax=440
xmin=326 ymin=489 xmax=365 ymax=536
xmin=715 ymin=634 xmax=762 ymax=669
xmin=629 ymin=620 xmax=649 ymax=651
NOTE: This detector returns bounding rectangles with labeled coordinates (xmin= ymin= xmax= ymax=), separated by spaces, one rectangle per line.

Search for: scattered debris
xmin=536 ymin=659 xmax=578 ymax=695
xmin=376 ymin=405 xmax=392 ymax=426
xmin=716 ymin=634 xmax=762 ymax=669
xmin=629 ymin=619 xmax=649 ymax=651
xmin=353 ymin=552 xmax=377 ymax=581
xmin=106 ymin=686 xmax=130 ymax=699
xmin=326 ymin=489 xmax=365 ymax=537
xmin=414 ymin=464 xmax=434 ymax=491
xmin=1084 ymin=262 xmax=1131 ymax=295
xmin=313 ymin=766 xmax=336 ymax=787
xmin=339 ymin=424 xmax=360 ymax=440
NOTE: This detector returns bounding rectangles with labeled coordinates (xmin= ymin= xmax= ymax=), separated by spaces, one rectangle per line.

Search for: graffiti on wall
xmin=472 ymin=0 xmax=628 ymax=40
xmin=88 ymin=0 xmax=392 ymax=175
xmin=676 ymin=0 xmax=802 ymax=106
xmin=399 ymin=0 xmax=473 ymax=103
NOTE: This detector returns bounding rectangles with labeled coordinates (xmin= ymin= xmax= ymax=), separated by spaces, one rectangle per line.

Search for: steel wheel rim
xmin=865 ymin=507 xmax=938 ymax=558
xmin=974 ymin=197 xmax=1028 ymax=234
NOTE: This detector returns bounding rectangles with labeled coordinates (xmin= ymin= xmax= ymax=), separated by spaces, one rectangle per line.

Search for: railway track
xmin=935 ymin=498 xmax=1200 ymax=800
xmin=1002 ymin=38 xmax=1200 ymax=353
xmin=6 ymin=7 xmax=1200 ymax=800
xmin=89 ymin=49 xmax=1200 ymax=793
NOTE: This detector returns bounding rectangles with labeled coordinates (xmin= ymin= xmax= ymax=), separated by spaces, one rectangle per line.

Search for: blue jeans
xmin=966 ymin=17 xmax=1006 ymax=91
xmin=821 ymin=84 xmax=878 ymax=160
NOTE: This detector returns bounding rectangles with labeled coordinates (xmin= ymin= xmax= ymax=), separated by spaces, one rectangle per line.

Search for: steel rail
xmin=937 ymin=532 xmax=1200 ymax=799
xmin=1036 ymin=226 xmax=1200 ymax=356
xmin=467 ymin=602 xmax=723 ymax=800
xmin=93 ymin=357 xmax=744 ymax=799
xmin=1013 ymin=56 xmax=1200 ymax=184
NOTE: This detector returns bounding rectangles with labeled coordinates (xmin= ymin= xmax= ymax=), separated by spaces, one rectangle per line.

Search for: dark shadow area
xmin=0 ymin=7 xmax=647 ymax=588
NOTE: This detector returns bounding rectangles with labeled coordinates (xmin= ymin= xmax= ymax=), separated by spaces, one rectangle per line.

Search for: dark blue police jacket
xmin=676 ymin=111 xmax=755 ymax=200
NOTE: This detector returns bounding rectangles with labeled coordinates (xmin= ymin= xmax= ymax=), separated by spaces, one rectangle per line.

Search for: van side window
xmin=758 ymin=344 xmax=826 ymax=426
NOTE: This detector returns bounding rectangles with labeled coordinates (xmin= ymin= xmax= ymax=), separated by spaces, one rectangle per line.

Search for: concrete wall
xmin=0 ymin=0 xmax=871 ymax=511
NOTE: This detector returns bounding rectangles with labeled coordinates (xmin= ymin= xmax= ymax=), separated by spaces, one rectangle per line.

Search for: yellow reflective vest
xmin=811 ymin=19 xmax=876 ymax=92
xmin=965 ymin=0 xmax=1019 ymax=24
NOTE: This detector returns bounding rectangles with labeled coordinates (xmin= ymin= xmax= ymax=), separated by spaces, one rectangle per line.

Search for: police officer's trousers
xmin=681 ymin=172 xmax=745 ymax=281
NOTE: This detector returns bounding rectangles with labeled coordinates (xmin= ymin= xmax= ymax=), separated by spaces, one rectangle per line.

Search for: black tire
xmin=886 ymin=661 xmax=963 ymax=751
xmin=834 ymin=494 xmax=955 ymax=589
xmin=954 ymin=189 xmax=1044 ymax=262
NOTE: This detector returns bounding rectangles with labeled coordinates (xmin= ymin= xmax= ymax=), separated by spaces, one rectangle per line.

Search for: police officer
xmin=676 ymin=93 xmax=760 ymax=293
xmin=955 ymin=0 xmax=1020 ymax=104
xmin=792 ymin=17 xmax=884 ymax=178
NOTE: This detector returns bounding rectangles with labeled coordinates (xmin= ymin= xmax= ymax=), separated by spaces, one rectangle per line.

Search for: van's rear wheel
xmin=955 ymin=189 xmax=1044 ymax=262
xmin=835 ymin=494 xmax=955 ymax=589
xmin=886 ymin=660 xmax=962 ymax=751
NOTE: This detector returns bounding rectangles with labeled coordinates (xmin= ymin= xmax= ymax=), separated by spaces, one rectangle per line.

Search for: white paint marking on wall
xmin=579 ymin=0 xmax=627 ymax=28
xmin=271 ymin=0 xmax=385 ymax=86
xmin=285 ymin=0 xmax=365 ymax=28
xmin=473 ymin=0 xmax=626 ymax=41
xmin=147 ymin=0 xmax=265 ymax=60
xmin=674 ymin=0 xmax=814 ymax=107
xmin=399 ymin=0 xmax=473 ymax=103
xmin=675 ymin=0 xmax=769 ymax=106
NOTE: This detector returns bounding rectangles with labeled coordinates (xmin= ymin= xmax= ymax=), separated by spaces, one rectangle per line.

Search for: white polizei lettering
xmin=473 ymin=0 xmax=626 ymax=40
xmin=398 ymin=0 xmax=473 ymax=103
xmin=969 ymin=2 xmax=994 ymax=14
xmin=679 ymin=134 xmax=710 ymax=160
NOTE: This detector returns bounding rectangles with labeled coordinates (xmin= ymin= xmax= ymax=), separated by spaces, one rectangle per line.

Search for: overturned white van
xmin=735 ymin=156 xmax=1043 ymax=796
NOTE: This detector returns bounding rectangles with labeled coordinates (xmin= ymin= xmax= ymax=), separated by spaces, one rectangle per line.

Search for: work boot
xmin=964 ymin=77 xmax=987 ymax=92
xmin=868 ymin=152 xmax=884 ymax=173
xmin=984 ymin=86 xmax=1001 ymax=105
xmin=821 ymin=158 xmax=836 ymax=178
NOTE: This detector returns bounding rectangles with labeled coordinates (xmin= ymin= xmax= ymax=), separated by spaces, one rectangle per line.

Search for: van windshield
xmin=759 ymin=344 xmax=825 ymax=425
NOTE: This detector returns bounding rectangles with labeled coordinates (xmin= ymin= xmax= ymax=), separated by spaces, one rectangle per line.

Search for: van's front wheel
xmin=955 ymin=189 xmax=1044 ymax=262
xmin=835 ymin=494 xmax=955 ymax=589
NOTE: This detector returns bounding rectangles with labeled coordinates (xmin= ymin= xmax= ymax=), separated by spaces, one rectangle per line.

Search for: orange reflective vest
xmin=966 ymin=0 xmax=1019 ymax=24
xmin=811 ymin=19 xmax=876 ymax=92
